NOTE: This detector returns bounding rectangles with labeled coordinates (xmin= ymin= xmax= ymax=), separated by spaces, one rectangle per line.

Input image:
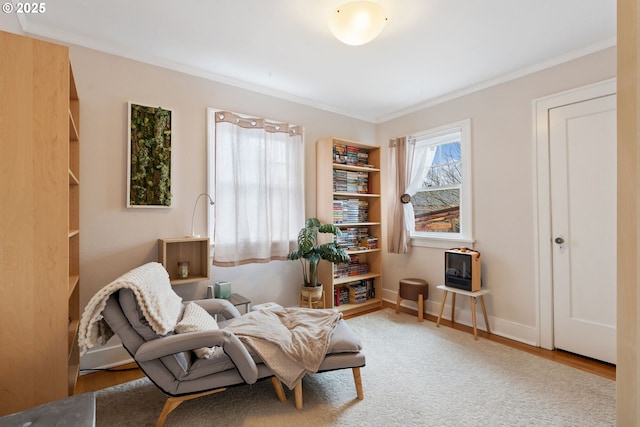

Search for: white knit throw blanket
xmin=225 ymin=308 xmax=342 ymax=390
xmin=78 ymin=262 xmax=183 ymax=356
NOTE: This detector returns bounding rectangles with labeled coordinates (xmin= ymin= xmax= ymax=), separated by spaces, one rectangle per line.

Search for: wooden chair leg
xmin=271 ymin=377 xmax=287 ymax=402
xmin=352 ymin=367 xmax=364 ymax=400
xmin=418 ymin=294 xmax=424 ymax=322
xmin=294 ymin=380 xmax=303 ymax=409
xmin=156 ymin=388 xmax=225 ymax=427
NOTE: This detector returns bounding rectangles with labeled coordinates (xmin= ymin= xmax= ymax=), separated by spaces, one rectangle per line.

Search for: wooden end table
xmin=436 ymin=285 xmax=491 ymax=340
xmin=227 ymin=293 xmax=251 ymax=313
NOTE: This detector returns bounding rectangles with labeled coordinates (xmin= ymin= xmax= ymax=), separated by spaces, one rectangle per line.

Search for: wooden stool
xmin=396 ymin=278 xmax=429 ymax=322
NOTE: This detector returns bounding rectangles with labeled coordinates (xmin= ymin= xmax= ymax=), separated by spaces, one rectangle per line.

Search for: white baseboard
xmin=382 ymin=290 xmax=538 ymax=347
xmin=79 ymin=343 xmax=134 ymax=372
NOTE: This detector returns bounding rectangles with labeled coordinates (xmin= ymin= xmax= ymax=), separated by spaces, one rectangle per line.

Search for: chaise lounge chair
xmin=81 ymin=263 xmax=365 ymax=426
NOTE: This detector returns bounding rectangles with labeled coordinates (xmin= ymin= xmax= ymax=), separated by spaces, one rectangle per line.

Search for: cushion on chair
xmin=326 ymin=320 xmax=363 ymax=354
xmin=175 ymin=302 xmax=220 ymax=359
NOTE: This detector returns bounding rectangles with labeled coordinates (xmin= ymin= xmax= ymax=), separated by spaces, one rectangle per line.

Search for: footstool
xmin=396 ymin=278 xmax=429 ymax=322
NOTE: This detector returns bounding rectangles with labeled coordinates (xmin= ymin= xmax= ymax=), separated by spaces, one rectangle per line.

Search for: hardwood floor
xmin=75 ymin=305 xmax=615 ymax=394
xmin=388 ymin=302 xmax=616 ymax=381
xmin=74 ymin=362 xmax=146 ymax=394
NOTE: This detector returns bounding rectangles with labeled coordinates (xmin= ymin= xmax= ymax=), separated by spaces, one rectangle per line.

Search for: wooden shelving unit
xmin=316 ymin=137 xmax=383 ymax=316
xmin=68 ymin=66 xmax=81 ymax=396
xmin=158 ymin=237 xmax=210 ymax=284
xmin=0 ymin=31 xmax=80 ymax=415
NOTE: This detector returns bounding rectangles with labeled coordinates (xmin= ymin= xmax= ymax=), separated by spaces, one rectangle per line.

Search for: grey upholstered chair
xmin=100 ymin=289 xmax=365 ymax=426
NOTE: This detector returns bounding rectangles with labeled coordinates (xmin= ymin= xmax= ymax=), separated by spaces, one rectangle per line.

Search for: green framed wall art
xmin=127 ymin=102 xmax=173 ymax=208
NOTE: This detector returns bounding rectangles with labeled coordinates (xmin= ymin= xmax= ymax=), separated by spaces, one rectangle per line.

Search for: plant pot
xmin=300 ymin=285 xmax=323 ymax=302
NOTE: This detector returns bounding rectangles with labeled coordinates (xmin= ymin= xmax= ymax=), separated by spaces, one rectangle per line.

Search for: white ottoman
xmin=251 ymin=302 xmax=283 ymax=312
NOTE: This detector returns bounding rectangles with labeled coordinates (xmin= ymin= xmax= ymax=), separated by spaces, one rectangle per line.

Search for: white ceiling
xmin=15 ymin=0 xmax=616 ymax=123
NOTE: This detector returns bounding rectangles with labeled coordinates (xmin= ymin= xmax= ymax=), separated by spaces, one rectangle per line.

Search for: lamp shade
xmin=329 ymin=1 xmax=388 ymax=46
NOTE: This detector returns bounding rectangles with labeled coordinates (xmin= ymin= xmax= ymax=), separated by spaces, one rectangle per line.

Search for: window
xmin=207 ymin=109 xmax=305 ymax=266
xmin=409 ymin=119 xmax=472 ymax=247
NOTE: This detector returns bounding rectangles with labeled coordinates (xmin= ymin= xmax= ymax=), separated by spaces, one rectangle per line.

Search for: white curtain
xmin=403 ymin=139 xmax=437 ymax=233
xmin=388 ymin=137 xmax=436 ymax=253
xmin=213 ymin=111 xmax=304 ymax=266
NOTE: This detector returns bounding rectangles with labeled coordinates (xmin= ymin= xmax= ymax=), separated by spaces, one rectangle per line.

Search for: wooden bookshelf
xmin=316 ymin=137 xmax=383 ymax=316
xmin=0 ymin=31 xmax=80 ymax=415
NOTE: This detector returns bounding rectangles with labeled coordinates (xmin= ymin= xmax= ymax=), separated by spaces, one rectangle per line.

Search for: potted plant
xmin=288 ymin=218 xmax=350 ymax=303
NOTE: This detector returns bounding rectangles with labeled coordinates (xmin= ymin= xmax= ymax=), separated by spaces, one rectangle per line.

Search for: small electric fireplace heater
xmin=444 ymin=248 xmax=481 ymax=292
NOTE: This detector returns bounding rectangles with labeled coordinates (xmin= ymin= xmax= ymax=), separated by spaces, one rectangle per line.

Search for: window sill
xmin=410 ymin=235 xmax=475 ymax=249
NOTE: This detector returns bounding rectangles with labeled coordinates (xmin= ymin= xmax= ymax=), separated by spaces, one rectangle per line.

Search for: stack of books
xmin=349 ymin=282 xmax=368 ymax=304
xmin=335 ymin=227 xmax=371 ymax=251
xmin=361 ymin=236 xmax=378 ymax=250
xmin=333 ymin=256 xmax=370 ymax=279
xmin=332 ymin=198 xmax=368 ymax=224
xmin=334 ymin=286 xmax=350 ymax=306
xmin=333 ymin=144 xmax=347 ymax=164
xmin=333 ymin=171 xmax=369 ymax=194
xmin=335 ymin=279 xmax=375 ymax=305
xmin=333 ymin=144 xmax=371 ymax=167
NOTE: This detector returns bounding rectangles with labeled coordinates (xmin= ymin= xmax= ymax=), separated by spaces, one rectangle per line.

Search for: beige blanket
xmin=78 ymin=262 xmax=183 ymax=356
xmin=225 ymin=308 xmax=342 ymax=389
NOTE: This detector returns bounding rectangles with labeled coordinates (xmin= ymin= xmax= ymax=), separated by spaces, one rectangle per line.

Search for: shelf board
xmin=170 ymin=275 xmax=209 ymax=285
xmin=346 ymin=248 xmax=380 ymax=255
xmin=68 ymin=275 xmax=79 ymax=298
xmin=333 ymin=272 xmax=381 ymax=285
xmin=68 ymin=109 xmax=79 ymax=140
xmin=68 ymin=229 xmax=80 ymax=238
xmin=334 ymin=222 xmax=381 ymax=227
xmin=332 ymin=163 xmax=380 ymax=173
xmin=336 ymin=297 xmax=382 ymax=314
xmin=161 ymin=236 xmax=209 ymax=243
xmin=67 ymin=319 xmax=79 ymax=353
xmin=68 ymin=169 xmax=79 ymax=185
xmin=333 ymin=192 xmax=380 ymax=198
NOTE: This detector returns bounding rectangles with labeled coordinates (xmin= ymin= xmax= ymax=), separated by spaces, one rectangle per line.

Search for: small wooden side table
xmin=227 ymin=293 xmax=251 ymax=313
xmin=436 ymin=285 xmax=491 ymax=340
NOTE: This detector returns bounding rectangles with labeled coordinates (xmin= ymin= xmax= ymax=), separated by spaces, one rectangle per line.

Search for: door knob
xmin=554 ymin=237 xmax=564 ymax=244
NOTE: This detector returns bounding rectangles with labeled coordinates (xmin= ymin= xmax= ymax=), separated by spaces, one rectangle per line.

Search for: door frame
xmin=533 ymin=78 xmax=616 ymax=350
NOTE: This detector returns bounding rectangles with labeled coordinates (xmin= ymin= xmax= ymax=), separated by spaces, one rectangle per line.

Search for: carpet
xmin=96 ymin=309 xmax=615 ymax=426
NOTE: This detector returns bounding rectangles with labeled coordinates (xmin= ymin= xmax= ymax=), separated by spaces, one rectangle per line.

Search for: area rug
xmin=96 ymin=308 xmax=615 ymax=426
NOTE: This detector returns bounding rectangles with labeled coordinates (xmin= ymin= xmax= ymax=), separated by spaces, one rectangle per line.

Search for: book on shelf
xmin=334 ymin=286 xmax=350 ymax=306
xmin=348 ymin=279 xmax=375 ymax=304
xmin=335 ymin=227 xmax=375 ymax=251
xmin=332 ymin=198 xmax=368 ymax=224
xmin=333 ymin=144 xmax=370 ymax=168
xmin=333 ymin=255 xmax=370 ymax=279
xmin=332 ymin=170 xmax=369 ymax=194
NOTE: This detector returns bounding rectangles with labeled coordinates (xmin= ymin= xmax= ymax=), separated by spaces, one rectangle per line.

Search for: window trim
xmin=409 ymin=119 xmax=474 ymax=248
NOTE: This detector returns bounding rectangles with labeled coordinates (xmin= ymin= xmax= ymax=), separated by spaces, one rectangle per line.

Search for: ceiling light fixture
xmin=328 ymin=1 xmax=388 ymax=46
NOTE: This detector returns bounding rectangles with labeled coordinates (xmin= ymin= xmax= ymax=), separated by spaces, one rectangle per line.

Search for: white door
xmin=549 ymin=94 xmax=616 ymax=364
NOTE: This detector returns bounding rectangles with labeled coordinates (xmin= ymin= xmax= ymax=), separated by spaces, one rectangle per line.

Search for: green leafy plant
xmin=129 ymin=104 xmax=172 ymax=206
xmin=287 ymin=218 xmax=350 ymax=287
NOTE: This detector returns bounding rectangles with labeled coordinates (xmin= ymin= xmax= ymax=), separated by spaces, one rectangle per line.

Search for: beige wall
xmin=377 ymin=47 xmax=616 ymax=343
